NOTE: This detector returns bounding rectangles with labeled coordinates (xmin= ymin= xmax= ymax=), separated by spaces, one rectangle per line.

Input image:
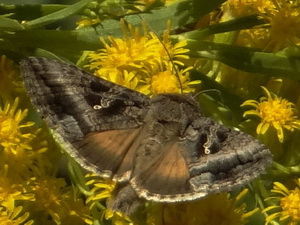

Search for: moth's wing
xmin=183 ymin=118 xmax=272 ymax=199
xmin=71 ymin=128 xmax=144 ymax=180
xmin=20 ymin=57 xmax=150 ymax=178
xmin=130 ymin=141 xmax=192 ymax=201
xmin=130 ymin=117 xmax=272 ymax=202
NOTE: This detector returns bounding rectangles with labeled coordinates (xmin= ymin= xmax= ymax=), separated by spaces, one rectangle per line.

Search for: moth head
xmin=148 ymin=93 xmax=200 ymax=126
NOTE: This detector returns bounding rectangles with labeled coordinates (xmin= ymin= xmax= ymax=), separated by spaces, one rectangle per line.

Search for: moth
xmin=20 ymin=57 xmax=272 ymax=215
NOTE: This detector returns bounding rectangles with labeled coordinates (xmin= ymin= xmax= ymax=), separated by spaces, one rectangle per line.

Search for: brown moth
xmin=20 ymin=57 xmax=272 ymax=215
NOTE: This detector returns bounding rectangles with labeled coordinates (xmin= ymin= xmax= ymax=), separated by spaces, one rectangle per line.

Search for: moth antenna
xmin=194 ymin=89 xmax=221 ymax=98
xmin=137 ymin=15 xmax=184 ymax=93
xmin=194 ymin=89 xmax=226 ymax=108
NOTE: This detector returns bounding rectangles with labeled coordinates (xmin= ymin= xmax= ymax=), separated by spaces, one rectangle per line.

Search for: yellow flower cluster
xmin=211 ymin=1 xmax=300 ymax=224
xmin=85 ymin=174 xmax=132 ymax=225
xmin=85 ymin=173 xmax=255 ymax=225
xmin=0 ymin=57 xmax=92 ymax=225
xmin=146 ymin=189 xmax=257 ymax=225
xmin=86 ymin=20 xmax=200 ymax=96
xmin=223 ymin=0 xmax=300 ymax=52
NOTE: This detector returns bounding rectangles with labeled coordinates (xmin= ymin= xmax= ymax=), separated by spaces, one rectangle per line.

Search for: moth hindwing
xmin=20 ymin=57 xmax=272 ymax=215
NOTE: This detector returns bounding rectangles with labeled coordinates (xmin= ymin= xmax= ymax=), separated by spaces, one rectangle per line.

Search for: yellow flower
xmin=222 ymin=0 xmax=276 ymax=18
xmin=0 ymin=98 xmax=35 ymax=149
xmin=264 ymin=1 xmax=300 ymax=52
xmin=157 ymin=22 xmax=190 ymax=65
xmin=85 ymin=175 xmax=116 ymax=208
xmin=138 ymin=62 xmax=200 ymax=96
xmin=264 ymin=179 xmax=300 ymax=225
xmin=228 ymin=0 xmax=300 ymax=52
xmin=85 ymin=174 xmax=132 ymax=225
xmin=87 ymin=33 xmax=161 ymax=82
xmin=86 ymin=20 xmax=194 ymax=94
xmin=0 ymin=108 xmax=53 ymax=182
xmin=99 ymin=69 xmax=139 ymax=90
xmin=0 ymin=165 xmax=34 ymax=211
xmin=27 ymin=176 xmax=90 ymax=225
xmin=147 ymin=189 xmax=257 ymax=225
xmin=241 ymin=86 xmax=300 ymax=142
xmin=104 ymin=209 xmax=133 ymax=225
xmin=0 ymin=98 xmax=40 ymax=179
xmin=61 ymin=197 xmax=93 ymax=225
xmin=0 ymin=205 xmax=33 ymax=225
xmin=28 ymin=176 xmax=67 ymax=224
xmin=151 ymin=70 xmax=181 ymax=94
xmin=88 ymin=22 xmax=163 ymax=71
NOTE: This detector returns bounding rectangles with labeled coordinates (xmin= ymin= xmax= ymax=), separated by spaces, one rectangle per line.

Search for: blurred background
xmin=0 ymin=0 xmax=76 ymax=4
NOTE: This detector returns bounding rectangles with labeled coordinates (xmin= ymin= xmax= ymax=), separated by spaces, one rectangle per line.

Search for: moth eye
xmin=93 ymin=105 xmax=102 ymax=110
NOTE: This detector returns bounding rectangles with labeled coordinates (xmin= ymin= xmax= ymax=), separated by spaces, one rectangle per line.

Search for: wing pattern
xmin=21 ymin=57 xmax=272 ymax=214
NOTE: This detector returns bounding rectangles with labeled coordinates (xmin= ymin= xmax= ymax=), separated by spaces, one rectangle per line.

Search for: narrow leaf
xmin=187 ymin=40 xmax=300 ymax=80
xmin=24 ymin=0 xmax=95 ymax=29
xmin=0 ymin=15 xmax=24 ymax=31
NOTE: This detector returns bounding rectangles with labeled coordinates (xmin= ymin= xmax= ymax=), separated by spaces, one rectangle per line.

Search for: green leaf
xmin=178 ymin=15 xmax=267 ymax=40
xmin=186 ymin=40 xmax=300 ymax=80
xmin=177 ymin=0 xmax=226 ymax=24
xmin=34 ymin=48 xmax=71 ymax=62
xmin=192 ymin=69 xmax=245 ymax=124
xmin=23 ymin=0 xmax=96 ymax=29
xmin=1 ymin=29 xmax=101 ymax=61
xmin=1 ymin=0 xmax=228 ymax=61
xmin=0 ymin=4 xmax=67 ymax=21
xmin=0 ymin=15 xmax=24 ymax=31
xmin=87 ymin=0 xmax=226 ymax=38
